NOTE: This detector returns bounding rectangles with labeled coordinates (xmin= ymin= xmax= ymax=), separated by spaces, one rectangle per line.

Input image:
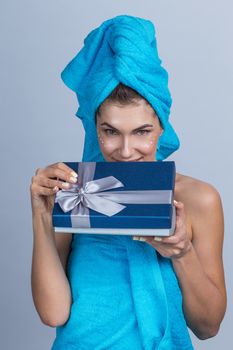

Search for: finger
xmin=31 ymin=182 xmax=58 ymax=196
xmin=132 ymin=236 xmax=141 ymax=241
xmin=139 ymin=236 xmax=180 ymax=247
xmin=174 ymin=200 xmax=186 ymax=227
xmin=43 ymin=167 xmax=79 ymax=185
xmin=133 ymin=235 xmax=163 ymax=243
xmin=174 ymin=200 xmax=185 ymax=216
xmin=51 ymin=162 xmax=78 ymax=178
xmin=132 ymin=235 xmax=150 ymax=241
xmin=132 ymin=235 xmax=177 ymax=244
xmin=145 ymin=235 xmax=180 ymax=245
xmin=146 ymin=238 xmax=181 ymax=251
xmin=155 ymin=235 xmax=180 ymax=244
xmin=34 ymin=175 xmax=75 ymax=191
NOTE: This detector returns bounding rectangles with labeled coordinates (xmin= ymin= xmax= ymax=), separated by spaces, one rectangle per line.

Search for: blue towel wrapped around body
xmin=51 ymin=235 xmax=194 ymax=349
xmin=51 ymin=15 xmax=194 ymax=349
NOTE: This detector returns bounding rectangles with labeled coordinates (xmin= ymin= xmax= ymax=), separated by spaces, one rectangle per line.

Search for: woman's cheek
xmin=98 ymin=136 xmax=117 ymax=151
xmin=141 ymin=140 xmax=157 ymax=152
xmin=98 ymin=133 xmax=158 ymax=153
xmin=101 ymin=139 xmax=156 ymax=150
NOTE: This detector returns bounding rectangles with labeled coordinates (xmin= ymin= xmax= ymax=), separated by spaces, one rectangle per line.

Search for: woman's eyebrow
xmin=100 ymin=122 xmax=154 ymax=131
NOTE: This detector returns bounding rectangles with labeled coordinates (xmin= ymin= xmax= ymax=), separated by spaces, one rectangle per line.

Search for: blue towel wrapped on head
xmin=60 ymin=14 xmax=180 ymax=162
xmin=51 ymin=15 xmax=194 ymax=350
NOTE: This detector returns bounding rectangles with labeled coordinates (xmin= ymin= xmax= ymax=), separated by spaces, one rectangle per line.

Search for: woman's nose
xmin=118 ymin=137 xmax=134 ymax=158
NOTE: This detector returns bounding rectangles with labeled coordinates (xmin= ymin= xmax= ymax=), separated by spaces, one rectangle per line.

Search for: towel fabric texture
xmin=51 ymin=15 xmax=194 ymax=349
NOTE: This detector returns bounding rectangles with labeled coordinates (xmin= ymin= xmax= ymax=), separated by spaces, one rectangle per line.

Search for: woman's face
xmin=96 ymin=99 xmax=163 ymax=162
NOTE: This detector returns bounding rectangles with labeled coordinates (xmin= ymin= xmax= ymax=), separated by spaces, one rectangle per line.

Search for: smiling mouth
xmin=112 ymin=157 xmax=143 ymax=162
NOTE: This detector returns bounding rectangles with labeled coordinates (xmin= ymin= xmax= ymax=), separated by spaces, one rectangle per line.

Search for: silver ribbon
xmin=55 ymin=162 xmax=172 ymax=228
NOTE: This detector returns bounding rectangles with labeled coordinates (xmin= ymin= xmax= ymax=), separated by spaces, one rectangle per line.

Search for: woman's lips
xmin=112 ymin=157 xmax=143 ymax=162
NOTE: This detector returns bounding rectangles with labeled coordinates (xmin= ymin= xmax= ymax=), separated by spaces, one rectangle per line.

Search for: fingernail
xmin=139 ymin=237 xmax=146 ymax=242
xmin=174 ymin=200 xmax=178 ymax=205
xmin=154 ymin=237 xmax=162 ymax=241
xmin=132 ymin=236 xmax=140 ymax=240
xmin=70 ymin=176 xmax=78 ymax=183
xmin=71 ymin=171 xmax=78 ymax=178
xmin=62 ymin=182 xmax=70 ymax=188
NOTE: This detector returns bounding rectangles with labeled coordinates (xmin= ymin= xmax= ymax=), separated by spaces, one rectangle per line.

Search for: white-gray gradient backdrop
xmin=1 ymin=1 xmax=232 ymax=349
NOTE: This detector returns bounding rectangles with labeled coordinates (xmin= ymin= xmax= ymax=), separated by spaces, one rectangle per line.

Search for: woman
xmin=30 ymin=15 xmax=226 ymax=349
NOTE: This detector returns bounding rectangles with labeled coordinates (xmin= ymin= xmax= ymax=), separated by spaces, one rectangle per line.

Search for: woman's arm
xmin=171 ymin=184 xmax=227 ymax=339
xmin=31 ymin=213 xmax=72 ymax=327
xmin=141 ymin=182 xmax=227 ymax=340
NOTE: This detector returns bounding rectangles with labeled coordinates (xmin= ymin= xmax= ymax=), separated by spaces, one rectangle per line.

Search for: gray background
xmin=1 ymin=1 xmax=232 ymax=349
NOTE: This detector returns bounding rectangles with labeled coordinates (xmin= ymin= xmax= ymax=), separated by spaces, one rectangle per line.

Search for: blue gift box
xmin=52 ymin=161 xmax=176 ymax=236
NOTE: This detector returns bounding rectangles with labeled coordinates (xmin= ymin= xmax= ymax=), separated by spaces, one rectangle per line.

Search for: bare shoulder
xmin=175 ymin=172 xmax=222 ymax=212
xmin=175 ymin=172 xmax=224 ymax=242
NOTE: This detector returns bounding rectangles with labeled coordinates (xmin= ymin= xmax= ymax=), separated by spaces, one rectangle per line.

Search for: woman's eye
xmin=136 ymin=130 xmax=151 ymax=135
xmin=103 ymin=129 xmax=151 ymax=136
xmin=103 ymin=129 xmax=118 ymax=135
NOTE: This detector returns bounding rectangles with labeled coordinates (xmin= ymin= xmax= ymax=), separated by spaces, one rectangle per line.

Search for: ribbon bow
xmin=55 ymin=176 xmax=127 ymax=217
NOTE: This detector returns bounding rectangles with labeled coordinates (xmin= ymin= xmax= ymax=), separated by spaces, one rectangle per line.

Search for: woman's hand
xmin=133 ymin=200 xmax=192 ymax=260
xmin=30 ymin=162 xmax=79 ymax=216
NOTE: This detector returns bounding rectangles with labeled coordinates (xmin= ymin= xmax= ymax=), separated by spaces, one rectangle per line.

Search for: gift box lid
xmin=52 ymin=161 xmax=176 ymax=234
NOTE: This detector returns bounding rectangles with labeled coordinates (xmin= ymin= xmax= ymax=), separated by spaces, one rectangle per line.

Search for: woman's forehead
xmin=99 ymin=101 xmax=157 ymax=120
